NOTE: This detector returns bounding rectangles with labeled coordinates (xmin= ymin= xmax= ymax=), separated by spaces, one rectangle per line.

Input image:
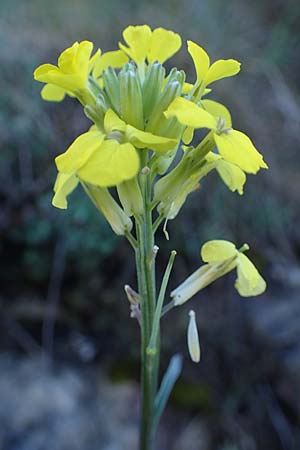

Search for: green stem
xmin=152 ymin=214 xmax=164 ymax=234
xmin=125 ymin=230 xmax=138 ymax=249
xmin=136 ymin=150 xmax=159 ymax=450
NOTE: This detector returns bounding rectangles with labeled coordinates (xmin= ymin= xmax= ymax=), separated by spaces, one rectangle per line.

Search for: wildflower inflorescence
xmin=34 ymin=25 xmax=267 ymax=448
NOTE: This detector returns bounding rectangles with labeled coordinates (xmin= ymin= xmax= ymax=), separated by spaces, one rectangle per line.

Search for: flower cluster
xmin=34 ymin=25 xmax=267 ymax=229
xmin=34 ymin=24 xmax=266 ymax=299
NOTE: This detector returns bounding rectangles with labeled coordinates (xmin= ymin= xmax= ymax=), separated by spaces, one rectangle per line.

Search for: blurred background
xmin=1 ymin=0 xmax=300 ymax=449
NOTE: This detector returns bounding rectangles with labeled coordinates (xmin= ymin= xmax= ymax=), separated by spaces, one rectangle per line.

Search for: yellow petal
xmin=88 ymin=48 xmax=102 ymax=72
xmin=37 ymin=71 xmax=85 ymax=91
xmin=35 ymin=41 xmax=94 ymax=92
xmin=237 ymin=253 xmax=259 ymax=287
xmin=57 ymin=41 xmax=80 ymax=73
xmin=214 ymin=129 xmax=268 ymax=174
xmin=203 ymin=59 xmax=241 ymax=86
xmin=120 ymin=25 xmax=152 ymax=64
xmin=235 ymin=253 xmax=266 ymax=296
xmin=235 ymin=272 xmax=266 ymax=297
xmin=201 ymin=99 xmax=232 ymax=127
xmin=41 ymin=84 xmax=66 ymax=102
xmin=187 ymin=40 xmax=210 ymax=83
xmin=147 ymin=27 xmax=181 ymax=63
xmin=55 ymin=130 xmax=105 ymax=173
xmin=182 ymin=126 xmax=194 ymax=145
xmin=52 ymin=172 xmax=79 ymax=209
xmin=216 ymin=159 xmax=246 ymax=194
xmin=78 ymin=140 xmax=140 ymax=186
xmin=75 ymin=40 xmax=94 ymax=74
xmin=201 ymin=240 xmax=237 ymax=263
xmin=34 ymin=63 xmax=59 ymax=80
xmin=165 ymin=97 xmax=217 ymax=129
xmin=57 ymin=41 xmax=94 ymax=76
xmin=126 ymin=125 xmax=178 ymax=152
xmin=104 ymin=109 xmax=126 ymax=134
xmin=93 ymin=50 xmax=129 ymax=78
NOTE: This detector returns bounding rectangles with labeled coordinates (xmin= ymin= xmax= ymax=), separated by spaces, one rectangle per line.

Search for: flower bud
xmin=157 ymin=177 xmax=199 ymax=220
xmin=152 ymin=149 xmax=177 ymax=175
xmin=146 ymin=81 xmax=182 ymax=135
xmin=96 ymin=92 xmax=109 ymax=112
xmin=142 ymin=62 xmax=165 ymax=119
xmin=84 ymin=105 xmax=104 ymax=129
xmin=165 ymin=67 xmax=185 ymax=85
xmin=86 ymin=184 xmax=133 ymax=235
xmin=154 ymin=156 xmax=189 ymax=208
xmin=187 ymin=310 xmax=200 ymax=363
xmin=119 ymin=65 xmax=144 ymax=129
xmin=117 ymin=178 xmax=143 ymax=217
xmin=87 ymin=75 xmax=104 ymax=97
xmin=103 ymin=67 xmax=121 ymax=113
xmin=124 ymin=284 xmax=140 ymax=305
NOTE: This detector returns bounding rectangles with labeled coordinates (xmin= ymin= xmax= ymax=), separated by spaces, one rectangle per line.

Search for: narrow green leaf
xmin=153 ymin=354 xmax=183 ymax=431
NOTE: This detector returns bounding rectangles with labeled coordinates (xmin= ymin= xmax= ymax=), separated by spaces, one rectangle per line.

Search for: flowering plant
xmin=34 ymin=25 xmax=267 ymax=450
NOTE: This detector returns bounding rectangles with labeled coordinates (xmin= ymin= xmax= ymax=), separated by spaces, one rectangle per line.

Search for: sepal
xmin=85 ymin=184 xmax=133 ymax=235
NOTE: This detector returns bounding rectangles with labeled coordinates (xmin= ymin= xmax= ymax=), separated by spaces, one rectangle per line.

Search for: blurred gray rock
xmin=0 ymin=355 xmax=138 ymax=450
xmin=173 ymin=418 xmax=210 ymax=450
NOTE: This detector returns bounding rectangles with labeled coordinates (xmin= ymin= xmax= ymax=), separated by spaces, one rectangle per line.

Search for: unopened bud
xmin=142 ymin=62 xmax=165 ymax=119
xmin=103 ymin=67 xmax=121 ymax=113
xmin=124 ymin=284 xmax=140 ymax=305
xmin=146 ymin=81 xmax=181 ymax=134
xmin=117 ymin=178 xmax=143 ymax=216
xmin=157 ymin=178 xmax=199 ymax=221
xmin=119 ymin=66 xmax=144 ymax=129
xmin=86 ymin=185 xmax=132 ymax=235
xmin=153 ymin=149 xmax=177 ymax=175
xmin=84 ymin=105 xmax=103 ymax=128
xmin=187 ymin=310 xmax=200 ymax=363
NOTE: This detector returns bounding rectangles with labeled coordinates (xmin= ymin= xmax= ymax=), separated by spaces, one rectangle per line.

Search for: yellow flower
xmin=52 ymin=172 xmax=79 ymax=209
xmin=201 ymin=240 xmax=266 ymax=296
xmin=187 ymin=40 xmax=241 ymax=98
xmin=34 ymin=41 xmax=100 ymax=101
xmin=119 ymin=25 xmax=181 ymax=66
xmin=165 ymin=97 xmax=268 ymax=174
xmin=171 ymin=240 xmax=266 ymax=305
xmin=92 ymin=50 xmax=129 ymax=80
xmin=52 ymin=109 xmax=177 ymax=207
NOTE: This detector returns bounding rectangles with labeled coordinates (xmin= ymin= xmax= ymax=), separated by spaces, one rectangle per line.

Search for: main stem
xmin=136 ymin=151 xmax=159 ymax=450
